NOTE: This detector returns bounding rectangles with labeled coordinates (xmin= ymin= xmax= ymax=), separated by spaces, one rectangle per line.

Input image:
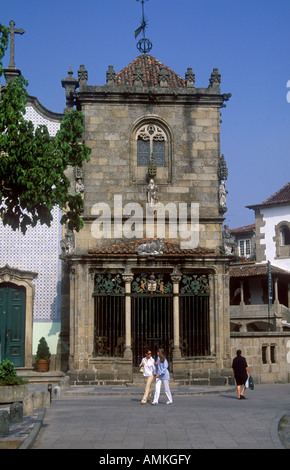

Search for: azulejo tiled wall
xmin=0 ymin=206 xmax=62 ymax=322
xmin=0 ymin=105 xmax=62 ymax=323
xmin=24 ymin=106 xmax=60 ymax=137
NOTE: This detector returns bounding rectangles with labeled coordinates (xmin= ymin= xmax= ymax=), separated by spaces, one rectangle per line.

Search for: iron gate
xmin=179 ymin=295 xmax=210 ymax=357
xmin=131 ymin=294 xmax=173 ymax=369
xmin=93 ymin=273 xmax=210 ymax=366
xmin=94 ymin=294 xmax=125 ymax=357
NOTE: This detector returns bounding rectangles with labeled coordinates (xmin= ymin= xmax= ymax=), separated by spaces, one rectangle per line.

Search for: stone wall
xmin=73 ymin=98 xmax=224 ymax=254
xmin=231 ymin=333 xmax=290 ymax=383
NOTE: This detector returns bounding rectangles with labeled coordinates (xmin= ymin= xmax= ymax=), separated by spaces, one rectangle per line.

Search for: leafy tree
xmin=0 ymin=24 xmax=91 ymax=234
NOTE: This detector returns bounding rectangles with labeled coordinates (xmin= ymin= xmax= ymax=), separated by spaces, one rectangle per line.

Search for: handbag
xmin=139 ymin=366 xmax=144 ymax=373
xmin=248 ymin=376 xmax=254 ymax=390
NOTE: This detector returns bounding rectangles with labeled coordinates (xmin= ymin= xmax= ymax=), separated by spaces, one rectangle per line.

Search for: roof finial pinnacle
xmin=135 ymin=0 xmax=152 ymax=54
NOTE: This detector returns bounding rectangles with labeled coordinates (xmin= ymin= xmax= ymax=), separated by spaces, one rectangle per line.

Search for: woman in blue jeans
xmin=152 ymin=349 xmax=173 ymax=405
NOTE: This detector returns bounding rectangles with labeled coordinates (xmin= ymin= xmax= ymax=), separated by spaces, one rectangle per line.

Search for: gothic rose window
xmin=137 ymin=124 xmax=166 ymax=167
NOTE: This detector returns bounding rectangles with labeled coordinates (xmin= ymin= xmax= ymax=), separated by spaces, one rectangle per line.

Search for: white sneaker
xmin=151 ymin=402 xmax=157 ymax=405
xmin=166 ymin=401 xmax=173 ymax=405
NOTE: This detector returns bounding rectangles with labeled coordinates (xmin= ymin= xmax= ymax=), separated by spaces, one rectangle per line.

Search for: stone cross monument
xmin=4 ymin=20 xmax=25 ymax=83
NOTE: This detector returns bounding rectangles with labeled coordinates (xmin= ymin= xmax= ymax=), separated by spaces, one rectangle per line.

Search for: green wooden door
xmin=0 ymin=284 xmax=26 ymax=367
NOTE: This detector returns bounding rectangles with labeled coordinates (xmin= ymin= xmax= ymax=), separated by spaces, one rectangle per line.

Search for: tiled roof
xmin=114 ymin=54 xmax=186 ymax=88
xmin=247 ymin=182 xmax=290 ymax=209
xmin=230 ymin=263 xmax=290 ymax=278
xmin=88 ymin=239 xmax=215 ymax=256
xmin=229 ymin=224 xmax=255 ymax=235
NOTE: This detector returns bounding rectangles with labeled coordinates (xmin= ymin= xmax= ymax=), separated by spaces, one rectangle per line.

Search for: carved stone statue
xmin=146 ymin=179 xmax=158 ymax=206
xmin=75 ymin=178 xmax=84 ymax=194
xmin=60 ymin=227 xmax=75 ymax=254
xmin=219 ymin=181 xmax=227 ymax=207
xmin=137 ymin=238 xmax=164 ymax=255
xmin=222 ymin=225 xmax=237 ymax=255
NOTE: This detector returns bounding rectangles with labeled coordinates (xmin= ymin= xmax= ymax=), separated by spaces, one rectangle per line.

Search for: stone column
xmin=274 ymin=278 xmax=279 ymax=304
xmin=68 ymin=266 xmax=77 ymax=370
xmin=240 ymin=280 xmax=244 ymax=305
xmin=122 ymin=274 xmax=133 ymax=360
xmin=171 ymin=272 xmax=182 ymax=359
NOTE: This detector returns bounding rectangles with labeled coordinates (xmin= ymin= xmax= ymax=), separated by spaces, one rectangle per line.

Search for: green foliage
xmin=35 ymin=337 xmax=51 ymax=360
xmin=0 ymin=24 xmax=9 ymax=77
xmin=0 ymin=359 xmax=28 ymax=386
xmin=0 ymin=23 xmax=91 ymax=234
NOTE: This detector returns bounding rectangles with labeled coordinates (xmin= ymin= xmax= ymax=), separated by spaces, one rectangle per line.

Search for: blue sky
xmin=1 ymin=0 xmax=290 ymax=229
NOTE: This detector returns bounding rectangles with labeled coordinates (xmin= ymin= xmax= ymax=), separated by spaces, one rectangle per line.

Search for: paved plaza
xmin=30 ymin=383 xmax=290 ymax=450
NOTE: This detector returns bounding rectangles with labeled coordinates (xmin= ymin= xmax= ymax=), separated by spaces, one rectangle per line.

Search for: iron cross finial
xmin=8 ymin=20 xmax=25 ymax=69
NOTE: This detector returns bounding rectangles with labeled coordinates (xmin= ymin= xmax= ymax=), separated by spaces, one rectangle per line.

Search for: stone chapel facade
xmin=60 ymin=55 xmax=233 ymax=384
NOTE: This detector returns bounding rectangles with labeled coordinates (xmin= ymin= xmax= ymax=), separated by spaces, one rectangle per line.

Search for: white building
xmin=229 ymin=183 xmax=290 ymax=383
xmin=247 ymin=182 xmax=290 ymax=272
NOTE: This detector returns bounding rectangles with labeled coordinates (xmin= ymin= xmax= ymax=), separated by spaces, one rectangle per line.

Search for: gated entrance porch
xmin=66 ymin=245 xmax=233 ymax=385
xmin=93 ymin=272 xmax=211 ymax=373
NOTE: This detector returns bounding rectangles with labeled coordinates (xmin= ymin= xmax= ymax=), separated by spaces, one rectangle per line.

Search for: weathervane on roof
xmin=135 ymin=0 xmax=152 ymax=54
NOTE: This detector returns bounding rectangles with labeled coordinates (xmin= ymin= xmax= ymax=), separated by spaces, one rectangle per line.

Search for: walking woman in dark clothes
xmin=232 ymin=350 xmax=252 ymax=399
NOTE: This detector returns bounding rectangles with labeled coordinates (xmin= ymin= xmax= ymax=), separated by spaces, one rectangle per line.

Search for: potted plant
xmin=35 ymin=337 xmax=51 ymax=372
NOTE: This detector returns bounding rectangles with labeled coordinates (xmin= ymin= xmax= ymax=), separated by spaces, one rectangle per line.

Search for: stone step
xmin=130 ymin=373 xmax=181 ymax=387
xmin=16 ymin=369 xmax=65 ymax=386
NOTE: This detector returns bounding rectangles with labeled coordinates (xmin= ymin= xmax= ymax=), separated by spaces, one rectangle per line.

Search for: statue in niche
xmin=146 ymin=178 xmax=158 ymax=206
xmin=60 ymin=226 xmax=75 ymax=254
xmin=74 ymin=166 xmax=84 ymax=195
xmin=219 ymin=181 xmax=227 ymax=207
xmin=75 ymin=178 xmax=84 ymax=194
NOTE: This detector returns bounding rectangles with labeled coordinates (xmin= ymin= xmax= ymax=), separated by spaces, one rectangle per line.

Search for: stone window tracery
xmin=136 ymin=124 xmax=166 ymax=167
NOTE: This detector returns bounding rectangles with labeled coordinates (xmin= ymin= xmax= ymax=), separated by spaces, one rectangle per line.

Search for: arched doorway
xmin=0 ymin=265 xmax=38 ymax=368
xmin=0 ymin=283 xmax=26 ymax=366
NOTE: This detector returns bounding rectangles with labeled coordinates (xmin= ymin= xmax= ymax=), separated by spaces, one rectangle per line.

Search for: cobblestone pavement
xmin=30 ymin=383 xmax=290 ymax=450
xmin=0 ymin=405 xmax=45 ymax=449
xmin=278 ymin=413 xmax=290 ymax=449
xmin=1 ymin=383 xmax=289 ymax=450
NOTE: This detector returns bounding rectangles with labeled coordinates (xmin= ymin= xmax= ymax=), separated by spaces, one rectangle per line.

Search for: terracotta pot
xmin=35 ymin=359 xmax=50 ymax=372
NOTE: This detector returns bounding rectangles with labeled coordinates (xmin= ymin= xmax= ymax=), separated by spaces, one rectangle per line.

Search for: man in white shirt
xmin=140 ymin=349 xmax=155 ymax=404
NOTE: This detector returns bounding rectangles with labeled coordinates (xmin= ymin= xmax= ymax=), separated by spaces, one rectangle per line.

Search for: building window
xmin=239 ymin=239 xmax=251 ymax=258
xmin=281 ymin=226 xmax=290 ymax=246
xmin=262 ymin=345 xmax=267 ymax=364
xmin=274 ymin=222 xmax=290 ymax=258
xmin=262 ymin=344 xmax=276 ymax=364
xmin=137 ymin=124 xmax=166 ymax=167
xmin=270 ymin=345 xmax=276 ymax=363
